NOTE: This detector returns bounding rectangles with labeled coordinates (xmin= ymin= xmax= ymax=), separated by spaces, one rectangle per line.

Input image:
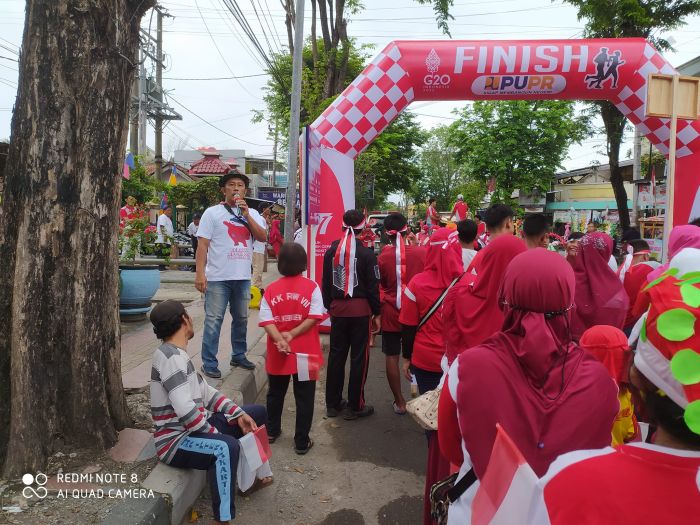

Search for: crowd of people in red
xmin=330 ymin=203 xmax=700 ymax=524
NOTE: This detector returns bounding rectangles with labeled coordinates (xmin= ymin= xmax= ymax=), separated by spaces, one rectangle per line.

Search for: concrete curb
xmin=103 ymin=334 xmax=269 ymax=525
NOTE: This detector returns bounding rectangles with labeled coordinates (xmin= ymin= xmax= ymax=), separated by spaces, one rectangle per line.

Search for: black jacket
xmin=322 ymin=238 xmax=381 ymax=315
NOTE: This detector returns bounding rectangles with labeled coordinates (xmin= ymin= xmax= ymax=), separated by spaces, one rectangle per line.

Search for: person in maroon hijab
xmin=438 ymin=249 xmax=618 ymax=523
xmin=443 ymin=235 xmax=527 ymax=366
xmin=568 ymin=232 xmax=629 ymax=340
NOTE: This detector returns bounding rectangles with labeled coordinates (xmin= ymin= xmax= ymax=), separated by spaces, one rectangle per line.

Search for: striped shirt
xmin=150 ymin=343 xmax=245 ymax=463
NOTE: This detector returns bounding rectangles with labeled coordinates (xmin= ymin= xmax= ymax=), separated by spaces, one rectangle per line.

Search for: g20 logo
xmin=22 ymin=472 xmax=48 ymax=499
xmin=424 ymin=74 xmax=451 ymax=86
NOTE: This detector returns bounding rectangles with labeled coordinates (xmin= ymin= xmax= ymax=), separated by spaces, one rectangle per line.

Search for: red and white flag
xmin=471 ymin=424 xmax=538 ymax=525
xmin=296 ymin=353 xmax=320 ymax=381
xmin=239 ymin=425 xmax=272 ymax=471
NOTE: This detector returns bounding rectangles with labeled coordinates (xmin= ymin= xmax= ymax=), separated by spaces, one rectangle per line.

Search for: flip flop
xmin=393 ymin=402 xmax=407 ymax=415
xmin=238 ymin=476 xmax=274 ymax=496
xmin=294 ymin=438 xmax=314 ymax=455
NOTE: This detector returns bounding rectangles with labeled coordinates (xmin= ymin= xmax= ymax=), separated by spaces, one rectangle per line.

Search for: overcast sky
xmin=1 ymin=0 xmax=699 ymax=171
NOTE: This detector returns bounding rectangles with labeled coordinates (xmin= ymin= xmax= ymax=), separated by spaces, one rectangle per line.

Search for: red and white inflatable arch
xmin=300 ymin=38 xmax=700 ymax=283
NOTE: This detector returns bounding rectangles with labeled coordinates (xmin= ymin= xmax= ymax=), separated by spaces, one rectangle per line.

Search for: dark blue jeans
xmin=167 ymin=405 xmax=267 ymax=522
xmin=201 ymin=279 xmax=251 ymax=370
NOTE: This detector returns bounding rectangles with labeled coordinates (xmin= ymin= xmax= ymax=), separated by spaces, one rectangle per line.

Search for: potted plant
xmin=118 ymin=209 xmax=163 ymax=320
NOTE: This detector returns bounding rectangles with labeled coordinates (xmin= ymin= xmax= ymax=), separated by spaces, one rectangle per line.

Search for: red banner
xmin=302 ymin=39 xmax=700 ymax=289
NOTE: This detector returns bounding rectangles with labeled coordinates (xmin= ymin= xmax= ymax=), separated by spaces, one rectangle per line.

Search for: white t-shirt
xmin=187 ymin=222 xmax=198 ymax=236
xmin=253 ymin=240 xmax=267 ymax=254
xmin=461 ymin=248 xmax=477 ymax=271
xmin=156 ymin=214 xmax=173 ymax=244
xmin=197 ymin=204 xmax=266 ymax=281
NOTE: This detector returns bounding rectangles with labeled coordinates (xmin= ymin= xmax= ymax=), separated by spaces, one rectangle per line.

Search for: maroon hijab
xmin=454 ymin=249 xmax=618 ymax=477
xmin=444 ymin=235 xmax=527 ymax=365
xmin=570 ymin=232 xmax=628 ymax=339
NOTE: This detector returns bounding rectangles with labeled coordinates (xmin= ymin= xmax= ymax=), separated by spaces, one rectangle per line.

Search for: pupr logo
xmin=584 ymin=48 xmax=625 ymax=89
xmin=22 ymin=472 xmax=48 ymax=499
xmin=472 ymin=74 xmax=567 ymax=95
xmin=424 ymin=48 xmax=451 ymax=88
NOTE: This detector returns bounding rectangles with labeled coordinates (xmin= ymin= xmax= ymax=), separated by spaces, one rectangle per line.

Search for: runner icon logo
xmin=585 ymin=48 xmax=625 ymax=89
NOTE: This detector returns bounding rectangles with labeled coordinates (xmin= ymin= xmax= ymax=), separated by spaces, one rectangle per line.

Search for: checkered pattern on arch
xmin=613 ymin=43 xmax=700 ymax=157
xmin=310 ymin=43 xmax=415 ymax=158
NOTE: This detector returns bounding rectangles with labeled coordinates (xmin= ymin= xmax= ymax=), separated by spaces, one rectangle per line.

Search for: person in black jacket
xmin=322 ymin=209 xmax=381 ymax=420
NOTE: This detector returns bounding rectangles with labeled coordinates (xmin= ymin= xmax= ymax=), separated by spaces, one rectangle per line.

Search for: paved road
xmin=194 ymin=334 xmax=427 ymax=525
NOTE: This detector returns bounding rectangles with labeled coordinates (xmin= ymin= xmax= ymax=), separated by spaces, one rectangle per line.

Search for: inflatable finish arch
xmin=300 ymin=38 xmax=700 ymax=281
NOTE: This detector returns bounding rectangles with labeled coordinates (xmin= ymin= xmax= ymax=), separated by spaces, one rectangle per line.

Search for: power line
xmin=192 ymin=0 xmax=261 ymax=99
xmin=168 ymin=93 xmax=270 ymax=146
xmin=162 ymin=73 xmax=269 ymax=80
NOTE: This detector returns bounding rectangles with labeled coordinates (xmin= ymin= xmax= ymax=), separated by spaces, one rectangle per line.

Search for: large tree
xmin=354 ymin=113 xmax=427 ymax=210
xmin=0 ymin=0 xmax=155 ymax=476
xmin=449 ymin=100 xmax=590 ymax=204
xmin=563 ymin=0 xmax=700 ymax=229
xmin=412 ymin=125 xmax=469 ymax=211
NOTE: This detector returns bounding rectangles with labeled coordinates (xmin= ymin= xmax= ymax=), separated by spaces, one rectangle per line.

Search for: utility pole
xmin=154 ymin=8 xmax=164 ymax=179
xmin=631 ymin=128 xmax=642 ymax=226
xmin=129 ymin=48 xmax=139 ymax=154
xmin=284 ymin=0 xmax=305 ymax=241
xmin=138 ymin=46 xmax=147 ymax=157
xmin=272 ymin=119 xmax=278 ymax=187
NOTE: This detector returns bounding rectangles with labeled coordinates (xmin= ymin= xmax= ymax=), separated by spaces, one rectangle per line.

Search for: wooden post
xmin=645 ymin=73 xmax=700 ymax=262
xmin=662 ymin=76 xmax=679 ymax=262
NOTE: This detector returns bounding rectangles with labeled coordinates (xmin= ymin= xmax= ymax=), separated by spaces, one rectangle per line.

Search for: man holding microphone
xmin=195 ymin=171 xmax=268 ymax=378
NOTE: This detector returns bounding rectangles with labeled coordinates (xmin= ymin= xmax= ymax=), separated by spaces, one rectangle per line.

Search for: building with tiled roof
xmin=188 ymin=148 xmax=242 ymax=177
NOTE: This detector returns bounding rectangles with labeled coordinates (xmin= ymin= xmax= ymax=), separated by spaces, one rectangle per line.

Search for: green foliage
xmin=121 ymin=157 xmax=165 ymax=205
xmin=563 ymin=0 xmax=700 ymax=51
xmin=167 ymin=177 xmax=222 ymax=214
xmin=411 ymin=126 xmax=467 ymax=211
xmin=448 ymin=100 xmax=590 ymax=203
xmin=355 ymin=113 xmax=427 ymax=209
xmin=413 ymin=0 xmax=455 ymax=36
xmin=641 ymin=149 xmax=666 ymax=176
xmin=253 ymin=38 xmax=373 ymax=144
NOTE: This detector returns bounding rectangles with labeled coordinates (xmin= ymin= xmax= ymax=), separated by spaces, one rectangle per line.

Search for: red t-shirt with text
xmin=259 ymin=275 xmax=325 ymax=375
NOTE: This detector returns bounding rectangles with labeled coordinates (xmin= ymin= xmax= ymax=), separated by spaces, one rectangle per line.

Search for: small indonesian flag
xmin=471 ymin=424 xmax=538 ymax=525
xmin=239 ymin=425 xmax=272 ymax=471
xmin=296 ymin=353 xmax=320 ymax=382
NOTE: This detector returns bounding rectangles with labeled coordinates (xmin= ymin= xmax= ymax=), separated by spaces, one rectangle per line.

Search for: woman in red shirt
xmin=259 ymin=242 xmax=324 ymax=454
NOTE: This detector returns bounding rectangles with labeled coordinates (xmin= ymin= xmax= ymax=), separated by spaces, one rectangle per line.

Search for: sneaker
xmin=200 ymin=366 xmax=222 ymax=379
xmin=343 ymin=405 xmax=375 ymax=421
xmin=326 ymin=399 xmax=347 ymax=418
xmin=230 ymin=357 xmax=256 ymax=370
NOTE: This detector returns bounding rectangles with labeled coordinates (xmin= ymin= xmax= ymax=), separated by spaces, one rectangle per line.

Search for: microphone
xmin=232 ymin=193 xmax=241 ymax=216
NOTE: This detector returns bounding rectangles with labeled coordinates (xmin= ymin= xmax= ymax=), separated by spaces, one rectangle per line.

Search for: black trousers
xmin=266 ymin=373 xmax=316 ymax=449
xmin=326 ymin=315 xmax=371 ymax=411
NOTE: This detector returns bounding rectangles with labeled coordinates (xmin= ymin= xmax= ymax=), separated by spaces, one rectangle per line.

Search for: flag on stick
xmin=296 ymin=353 xmax=321 ymax=381
xmin=471 ymin=424 xmax=538 ymax=525
xmin=238 ymin=425 xmax=272 ymax=471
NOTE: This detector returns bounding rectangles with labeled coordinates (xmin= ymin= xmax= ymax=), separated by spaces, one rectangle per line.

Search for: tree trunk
xmin=0 ymin=0 xmax=155 ymax=477
xmin=282 ymin=0 xmax=295 ymax=55
xmin=599 ymin=100 xmax=630 ymax=231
